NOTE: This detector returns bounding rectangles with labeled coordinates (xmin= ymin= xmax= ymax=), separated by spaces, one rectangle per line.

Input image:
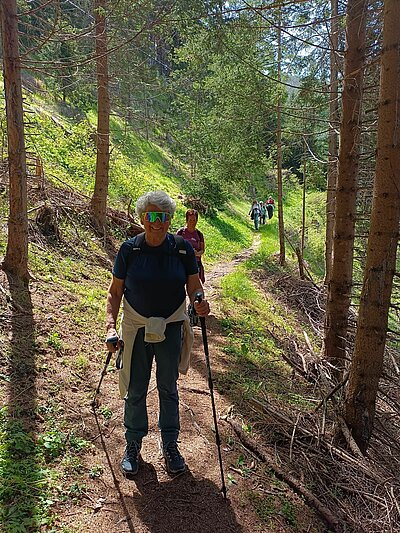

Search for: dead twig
xmin=228 ymin=418 xmax=343 ymax=531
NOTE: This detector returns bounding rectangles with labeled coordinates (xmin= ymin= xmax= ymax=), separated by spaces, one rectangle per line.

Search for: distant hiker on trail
xmin=266 ymin=195 xmax=275 ymax=219
xmin=249 ymin=200 xmax=260 ymax=230
xmin=177 ymin=209 xmax=205 ymax=283
xmin=105 ymin=190 xmax=210 ymax=477
xmin=259 ymin=201 xmax=266 ymax=225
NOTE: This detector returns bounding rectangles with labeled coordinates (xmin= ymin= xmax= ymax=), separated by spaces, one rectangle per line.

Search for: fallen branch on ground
xmin=228 ymin=418 xmax=345 ymax=532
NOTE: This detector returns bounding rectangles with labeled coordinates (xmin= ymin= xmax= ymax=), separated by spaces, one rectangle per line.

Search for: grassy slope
xmin=0 ymin=91 xmax=328 ymax=531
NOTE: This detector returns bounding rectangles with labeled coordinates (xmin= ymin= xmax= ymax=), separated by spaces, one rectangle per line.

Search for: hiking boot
xmin=163 ymin=441 xmax=186 ymax=474
xmin=121 ymin=440 xmax=141 ymax=476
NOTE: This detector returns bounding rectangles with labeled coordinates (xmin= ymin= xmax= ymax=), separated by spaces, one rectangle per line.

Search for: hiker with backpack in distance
xmin=266 ymin=195 xmax=275 ymax=219
xmin=249 ymin=199 xmax=260 ymax=230
xmin=105 ymin=190 xmax=210 ymax=478
xmin=259 ymin=201 xmax=266 ymax=225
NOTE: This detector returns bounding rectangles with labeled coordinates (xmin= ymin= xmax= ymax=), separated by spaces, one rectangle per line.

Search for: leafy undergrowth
xmin=213 ymin=222 xmax=400 ymax=533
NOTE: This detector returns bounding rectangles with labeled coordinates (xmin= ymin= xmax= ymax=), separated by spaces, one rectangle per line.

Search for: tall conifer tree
xmin=324 ymin=0 xmax=368 ymax=372
xmin=344 ymin=0 xmax=400 ymax=454
xmin=1 ymin=0 xmax=29 ymax=282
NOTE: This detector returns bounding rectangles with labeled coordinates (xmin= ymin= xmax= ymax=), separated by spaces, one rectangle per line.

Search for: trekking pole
xmin=91 ymin=335 xmax=119 ymax=408
xmin=194 ymin=293 xmax=227 ymax=499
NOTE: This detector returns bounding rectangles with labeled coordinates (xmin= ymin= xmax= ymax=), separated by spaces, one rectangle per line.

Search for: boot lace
xmin=164 ymin=441 xmax=182 ymax=461
xmin=126 ymin=440 xmax=140 ymax=460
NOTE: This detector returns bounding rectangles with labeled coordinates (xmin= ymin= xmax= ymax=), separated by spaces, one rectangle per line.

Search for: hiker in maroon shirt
xmin=177 ymin=209 xmax=205 ymax=283
xmin=266 ymin=195 xmax=275 ymax=219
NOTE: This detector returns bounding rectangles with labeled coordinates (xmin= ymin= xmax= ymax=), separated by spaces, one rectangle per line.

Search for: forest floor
xmin=0 ymin=233 xmax=327 ymax=533
xmin=61 ymin=233 xmax=326 ymax=533
xmin=2 ymin=225 xmax=400 ymax=533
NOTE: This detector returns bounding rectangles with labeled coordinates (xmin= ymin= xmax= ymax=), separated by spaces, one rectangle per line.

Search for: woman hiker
xmin=266 ymin=195 xmax=275 ymax=219
xmin=176 ymin=209 xmax=206 ymax=326
xmin=105 ymin=190 xmax=210 ymax=477
xmin=176 ymin=208 xmax=206 ymax=283
xmin=259 ymin=201 xmax=266 ymax=225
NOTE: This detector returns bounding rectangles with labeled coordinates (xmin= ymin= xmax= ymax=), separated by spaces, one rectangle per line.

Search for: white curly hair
xmin=136 ymin=190 xmax=176 ymax=218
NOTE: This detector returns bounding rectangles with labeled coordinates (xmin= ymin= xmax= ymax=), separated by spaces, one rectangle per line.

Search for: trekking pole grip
xmin=106 ymin=335 xmax=119 ymax=346
xmin=194 ymin=292 xmax=203 ymax=305
xmin=194 ymin=292 xmax=207 ymax=328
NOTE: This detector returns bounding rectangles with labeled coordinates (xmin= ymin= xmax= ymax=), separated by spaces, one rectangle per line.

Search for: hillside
xmin=1 ymin=95 xmax=400 ymax=533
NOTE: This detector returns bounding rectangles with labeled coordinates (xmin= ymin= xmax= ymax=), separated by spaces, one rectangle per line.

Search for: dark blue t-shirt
xmin=113 ymin=233 xmax=198 ymax=318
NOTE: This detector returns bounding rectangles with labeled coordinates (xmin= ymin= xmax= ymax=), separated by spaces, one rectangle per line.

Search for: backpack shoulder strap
xmin=170 ymin=233 xmax=187 ymax=255
xmin=128 ymin=232 xmax=187 ymax=263
xmin=126 ymin=232 xmax=145 ymax=268
xmin=196 ymin=229 xmax=204 ymax=241
xmin=133 ymin=232 xmax=145 ymax=250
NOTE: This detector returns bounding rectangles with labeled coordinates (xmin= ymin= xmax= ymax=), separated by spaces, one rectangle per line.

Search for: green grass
xmin=0 ymin=394 xmax=92 ymax=531
xmin=0 ymin=408 xmax=58 ymax=531
xmin=27 ymin=96 xmax=184 ymax=209
xmin=282 ymin=188 xmax=326 ymax=279
xmin=247 ymin=491 xmax=297 ymax=529
xmin=199 ymin=202 xmax=254 ymax=265
xmin=217 ymin=222 xmax=318 ymax=409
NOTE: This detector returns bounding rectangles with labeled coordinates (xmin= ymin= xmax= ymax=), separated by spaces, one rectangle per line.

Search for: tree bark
xmin=276 ymin=8 xmax=285 ymax=265
xmin=344 ymin=0 xmax=400 ymax=454
xmin=0 ymin=0 xmax=29 ymax=282
xmin=90 ymin=0 xmax=110 ymax=228
xmin=300 ymin=136 xmax=306 ymax=279
xmin=325 ymin=0 xmax=339 ymax=284
xmin=323 ymin=0 xmax=368 ymax=372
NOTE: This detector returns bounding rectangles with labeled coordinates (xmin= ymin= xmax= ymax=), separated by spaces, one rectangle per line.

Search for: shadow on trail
xmin=92 ymin=406 xmax=136 ymax=532
xmin=128 ymin=461 xmax=243 ymax=533
xmin=2 ymin=273 xmax=39 ymax=529
xmin=208 ymin=217 xmax=246 ymax=245
xmin=91 ymin=406 xmax=242 ymax=533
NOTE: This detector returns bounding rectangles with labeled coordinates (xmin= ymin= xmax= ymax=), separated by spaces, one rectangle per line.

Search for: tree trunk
xmin=343 ymin=0 xmax=400 ymax=454
xmin=325 ymin=0 xmax=339 ymax=284
xmin=276 ymin=8 xmax=285 ymax=266
xmin=90 ymin=0 xmax=110 ymax=228
xmin=0 ymin=0 xmax=29 ymax=282
xmin=300 ymin=138 xmax=306 ymax=280
xmin=323 ymin=0 xmax=367 ymax=372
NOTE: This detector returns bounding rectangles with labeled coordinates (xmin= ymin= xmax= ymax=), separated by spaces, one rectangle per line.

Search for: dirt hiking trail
xmin=76 ymin=236 xmax=267 ymax=533
xmin=1 ymin=233 xmax=323 ymax=533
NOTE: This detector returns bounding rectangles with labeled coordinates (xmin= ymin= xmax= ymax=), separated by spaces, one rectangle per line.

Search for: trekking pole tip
xmin=91 ymin=397 xmax=100 ymax=409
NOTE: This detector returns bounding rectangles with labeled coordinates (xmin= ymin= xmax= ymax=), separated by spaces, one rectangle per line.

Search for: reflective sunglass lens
xmin=144 ymin=212 xmax=170 ymax=223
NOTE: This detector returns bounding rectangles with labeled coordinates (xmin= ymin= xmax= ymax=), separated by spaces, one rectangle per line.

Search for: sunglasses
xmin=142 ymin=211 xmax=171 ymax=223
